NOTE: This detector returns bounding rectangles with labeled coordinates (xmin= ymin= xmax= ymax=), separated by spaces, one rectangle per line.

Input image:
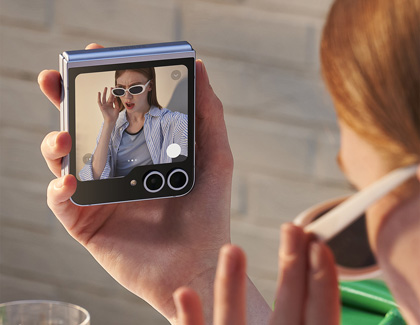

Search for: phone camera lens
xmin=144 ymin=171 xmax=165 ymax=193
xmin=167 ymin=169 xmax=189 ymax=191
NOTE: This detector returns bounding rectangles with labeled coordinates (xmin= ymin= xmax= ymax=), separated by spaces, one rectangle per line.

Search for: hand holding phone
xmin=39 ymin=43 xmax=233 ymax=323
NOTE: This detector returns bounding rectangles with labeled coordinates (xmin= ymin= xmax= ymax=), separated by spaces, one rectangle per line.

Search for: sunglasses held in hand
xmin=294 ymin=164 xmax=418 ymax=281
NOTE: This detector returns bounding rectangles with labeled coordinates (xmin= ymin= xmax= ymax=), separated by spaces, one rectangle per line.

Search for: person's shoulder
xmin=148 ymin=106 xmax=168 ymax=117
xmin=150 ymin=106 xmax=179 ymax=119
xmin=155 ymin=107 xmax=186 ymax=129
xmin=161 ymin=108 xmax=187 ymax=124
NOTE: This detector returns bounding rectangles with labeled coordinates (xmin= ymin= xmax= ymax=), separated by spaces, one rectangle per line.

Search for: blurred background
xmin=0 ymin=0 xmax=354 ymax=323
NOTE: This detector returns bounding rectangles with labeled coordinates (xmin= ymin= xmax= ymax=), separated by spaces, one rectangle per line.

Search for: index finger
xmin=37 ymin=43 xmax=105 ymax=109
xmin=85 ymin=43 xmax=103 ymax=50
xmin=305 ymin=242 xmax=340 ymax=325
xmin=213 ymin=245 xmax=247 ymax=325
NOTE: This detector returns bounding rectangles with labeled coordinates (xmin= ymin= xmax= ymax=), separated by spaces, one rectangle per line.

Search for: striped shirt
xmin=79 ymin=106 xmax=188 ymax=181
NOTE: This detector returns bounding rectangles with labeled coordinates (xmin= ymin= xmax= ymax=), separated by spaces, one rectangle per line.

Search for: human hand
xmin=38 ymin=43 xmax=233 ymax=323
xmin=173 ymin=223 xmax=340 ymax=325
xmin=97 ymin=86 xmax=120 ymax=125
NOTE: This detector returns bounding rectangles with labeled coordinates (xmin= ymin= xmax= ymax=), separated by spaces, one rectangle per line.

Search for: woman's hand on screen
xmin=97 ymin=87 xmax=119 ymax=124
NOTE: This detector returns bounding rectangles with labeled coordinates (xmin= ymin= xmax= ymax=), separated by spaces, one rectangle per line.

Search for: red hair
xmin=321 ymin=0 xmax=420 ymax=168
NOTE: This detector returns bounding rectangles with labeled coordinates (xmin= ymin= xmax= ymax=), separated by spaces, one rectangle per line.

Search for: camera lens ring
xmin=143 ymin=171 xmax=165 ymax=193
xmin=167 ymin=169 xmax=189 ymax=191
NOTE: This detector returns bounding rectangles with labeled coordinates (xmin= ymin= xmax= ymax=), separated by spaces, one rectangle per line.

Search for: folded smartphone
xmin=60 ymin=42 xmax=196 ymax=205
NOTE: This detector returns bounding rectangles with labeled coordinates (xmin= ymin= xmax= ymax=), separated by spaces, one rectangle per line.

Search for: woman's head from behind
xmin=321 ymin=1 xmax=420 ymax=322
xmin=321 ymin=0 xmax=420 ymax=188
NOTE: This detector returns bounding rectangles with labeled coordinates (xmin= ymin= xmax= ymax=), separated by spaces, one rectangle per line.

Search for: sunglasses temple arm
xmin=303 ymin=164 xmax=418 ymax=242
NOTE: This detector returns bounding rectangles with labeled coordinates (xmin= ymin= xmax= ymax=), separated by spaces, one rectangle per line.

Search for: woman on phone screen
xmin=79 ymin=67 xmax=188 ymax=180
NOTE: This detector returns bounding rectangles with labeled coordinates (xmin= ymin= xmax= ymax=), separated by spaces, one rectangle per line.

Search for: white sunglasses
xmin=112 ymin=80 xmax=151 ymax=97
xmin=294 ymin=164 xmax=418 ymax=281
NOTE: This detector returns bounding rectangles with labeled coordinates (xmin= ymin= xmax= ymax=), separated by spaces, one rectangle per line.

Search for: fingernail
xmin=280 ymin=223 xmax=300 ymax=256
xmin=172 ymin=289 xmax=182 ymax=310
xmin=48 ymin=133 xmax=58 ymax=147
xmin=200 ymin=59 xmax=206 ymax=73
xmin=310 ymin=241 xmax=322 ymax=272
xmin=198 ymin=59 xmax=210 ymax=85
xmin=37 ymin=70 xmax=48 ymax=84
xmin=221 ymin=245 xmax=238 ymax=276
xmin=54 ymin=177 xmax=64 ymax=190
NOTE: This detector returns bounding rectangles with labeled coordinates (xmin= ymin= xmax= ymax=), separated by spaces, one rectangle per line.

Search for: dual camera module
xmin=140 ymin=169 xmax=189 ymax=193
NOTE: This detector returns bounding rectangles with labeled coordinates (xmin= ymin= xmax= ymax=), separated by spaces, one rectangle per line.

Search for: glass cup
xmin=0 ymin=300 xmax=90 ymax=325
